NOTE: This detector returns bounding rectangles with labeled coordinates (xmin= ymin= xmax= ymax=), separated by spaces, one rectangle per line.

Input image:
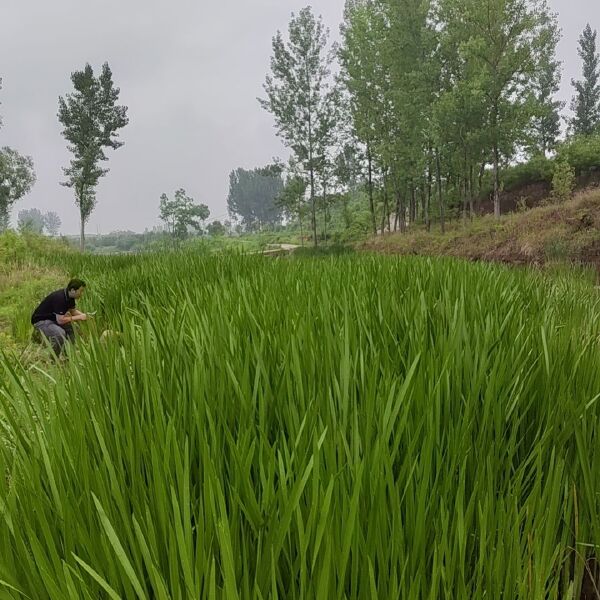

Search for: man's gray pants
xmin=33 ymin=320 xmax=75 ymax=356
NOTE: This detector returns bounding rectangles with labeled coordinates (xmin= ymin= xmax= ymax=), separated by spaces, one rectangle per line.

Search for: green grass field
xmin=1 ymin=240 xmax=600 ymax=598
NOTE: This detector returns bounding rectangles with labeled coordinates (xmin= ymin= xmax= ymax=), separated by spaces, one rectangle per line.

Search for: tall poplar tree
xmin=438 ymin=0 xmax=559 ymax=218
xmin=260 ymin=7 xmax=338 ymax=246
xmin=570 ymin=24 xmax=600 ymax=136
xmin=529 ymin=49 xmax=564 ymax=156
xmin=58 ymin=63 xmax=128 ymax=250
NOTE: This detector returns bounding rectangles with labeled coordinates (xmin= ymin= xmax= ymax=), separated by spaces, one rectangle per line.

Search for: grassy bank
xmin=0 ymin=232 xmax=73 ymax=357
xmin=364 ymin=189 xmax=600 ymax=274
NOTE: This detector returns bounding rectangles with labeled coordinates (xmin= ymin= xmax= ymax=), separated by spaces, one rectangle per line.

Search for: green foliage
xmin=0 ymin=230 xmax=70 ymax=265
xmin=260 ymin=7 xmax=338 ymax=245
xmin=0 ymin=147 xmax=36 ymax=231
xmin=17 ymin=208 xmax=45 ymax=234
xmin=292 ymin=243 xmax=355 ymax=257
xmin=528 ymin=53 xmax=564 ymax=155
xmin=0 ymin=233 xmax=73 ymax=346
xmin=339 ymin=0 xmax=560 ymax=225
xmin=0 ymin=229 xmax=28 ymax=263
xmin=544 ymin=237 xmax=570 ymax=261
xmin=159 ymin=189 xmax=210 ymax=241
xmin=558 ymin=133 xmax=600 ymax=174
xmin=227 ymin=165 xmax=284 ymax=230
xmin=475 ymin=133 xmax=600 ymax=199
xmin=276 ymin=175 xmax=308 ymax=226
xmin=551 ymin=159 xmax=576 ymax=203
xmin=58 ymin=62 xmax=128 ymax=249
xmin=440 ymin=0 xmax=558 ymax=215
xmin=502 ymin=155 xmax=555 ymax=190
xmin=476 ymin=137 xmax=600 ymax=200
xmin=44 ymin=211 xmax=62 ymax=236
xmin=570 ymin=24 xmax=600 ymax=136
xmin=339 ymin=2 xmax=387 ymax=150
xmin=115 ymin=236 xmax=137 ymax=252
xmin=328 ymin=191 xmax=373 ymax=242
xmin=1 ymin=251 xmax=600 ymax=597
xmin=206 ymin=220 xmax=227 ymax=237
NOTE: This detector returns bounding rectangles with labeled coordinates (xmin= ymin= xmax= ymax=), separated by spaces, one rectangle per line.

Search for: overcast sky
xmin=0 ymin=0 xmax=596 ymax=234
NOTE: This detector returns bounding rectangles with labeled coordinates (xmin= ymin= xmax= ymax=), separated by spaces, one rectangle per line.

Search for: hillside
xmin=363 ymin=188 xmax=600 ymax=273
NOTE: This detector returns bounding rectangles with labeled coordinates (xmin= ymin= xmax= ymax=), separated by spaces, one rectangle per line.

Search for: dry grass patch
xmin=363 ymin=188 xmax=600 ymax=270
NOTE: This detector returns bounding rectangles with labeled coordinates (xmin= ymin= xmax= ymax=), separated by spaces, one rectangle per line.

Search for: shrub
xmin=551 ymin=159 xmax=576 ymax=203
xmin=558 ymin=134 xmax=600 ymax=175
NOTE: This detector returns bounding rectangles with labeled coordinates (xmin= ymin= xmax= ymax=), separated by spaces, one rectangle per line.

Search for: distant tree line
xmin=17 ymin=208 xmax=61 ymax=236
xmin=227 ymin=164 xmax=284 ymax=231
xmin=254 ymin=3 xmax=600 ymax=245
xmin=159 ymin=188 xmax=210 ymax=242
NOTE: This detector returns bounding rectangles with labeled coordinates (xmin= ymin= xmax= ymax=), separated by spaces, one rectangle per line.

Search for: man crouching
xmin=31 ymin=279 xmax=88 ymax=357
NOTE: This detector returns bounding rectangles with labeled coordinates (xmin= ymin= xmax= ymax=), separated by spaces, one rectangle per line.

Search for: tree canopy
xmin=58 ymin=62 xmax=128 ymax=250
xmin=159 ymin=188 xmax=210 ymax=241
xmin=227 ymin=165 xmax=284 ymax=230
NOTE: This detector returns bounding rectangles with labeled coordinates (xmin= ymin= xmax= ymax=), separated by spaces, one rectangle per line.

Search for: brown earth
xmin=362 ymin=188 xmax=600 ymax=275
xmin=477 ymin=170 xmax=600 ymax=215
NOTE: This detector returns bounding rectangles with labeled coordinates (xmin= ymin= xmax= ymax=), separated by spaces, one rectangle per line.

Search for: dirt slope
xmin=362 ymin=189 xmax=600 ymax=271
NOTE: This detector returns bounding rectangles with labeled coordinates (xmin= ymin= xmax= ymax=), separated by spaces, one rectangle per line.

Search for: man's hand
xmin=68 ymin=309 xmax=88 ymax=322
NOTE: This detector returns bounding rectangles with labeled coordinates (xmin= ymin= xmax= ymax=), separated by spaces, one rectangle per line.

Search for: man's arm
xmin=69 ymin=309 xmax=86 ymax=317
xmin=57 ymin=312 xmax=87 ymax=325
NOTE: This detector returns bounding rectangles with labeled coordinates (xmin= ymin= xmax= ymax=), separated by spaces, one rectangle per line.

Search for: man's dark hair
xmin=67 ymin=278 xmax=86 ymax=292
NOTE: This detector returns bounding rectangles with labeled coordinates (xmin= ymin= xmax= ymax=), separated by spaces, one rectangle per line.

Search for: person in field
xmin=31 ymin=279 xmax=88 ymax=357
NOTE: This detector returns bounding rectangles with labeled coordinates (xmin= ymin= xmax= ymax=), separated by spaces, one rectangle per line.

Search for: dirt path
xmin=260 ymin=244 xmax=300 ymax=256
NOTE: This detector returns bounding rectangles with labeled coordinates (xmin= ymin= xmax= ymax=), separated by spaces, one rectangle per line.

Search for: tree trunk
xmin=394 ymin=190 xmax=401 ymax=232
xmin=436 ymin=148 xmax=445 ymax=234
xmin=493 ymin=144 xmax=500 ymax=218
xmin=322 ymin=185 xmax=328 ymax=245
xmin=492 ymin=106 xmax=501 ymax=219
xmin=383 ymin=169 xmax=391 ymax=233
xmin=426 ymin=163 xmax=432 ymax=232
xmin=367 ymin=145 xmax=377 ymax=236
xmin=80 ymin=212 xmax=85 ymax=252
xmin=309 ymin=169 xmax=317 ymax=246
xmin=381 ymin=175 xmax=389 ymax=235
xmin=469 ymin=165 xmax=474 ymax=219
xmin=78 ymin=184 xmax=87 ymax=251
xmin=399 ymin=191 xmax=406 ymax=233
xmin=477 ymin=160 xmax=486 ymax=215
xmin=307 ymin=104 xmax=318 ymax=246
xmin=462 ymin=175 xmax=468 ymax=222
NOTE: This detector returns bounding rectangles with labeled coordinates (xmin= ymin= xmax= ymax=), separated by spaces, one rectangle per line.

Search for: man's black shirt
xmin=31 ymin=289 xmax=75 ymax=325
